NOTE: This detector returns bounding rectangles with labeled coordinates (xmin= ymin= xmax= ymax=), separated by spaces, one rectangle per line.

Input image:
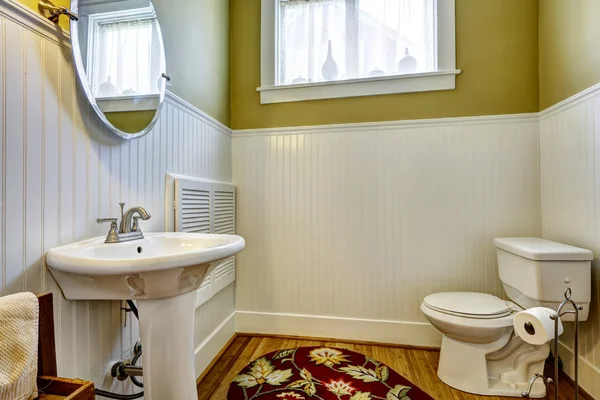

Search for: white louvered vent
xmin=210 ymin=184 xmax=236 ymax=294
xmin=172 ymin=177 xmax=236 ymax=307
xmin=213 ymin=185 xmax=235 ymax=234
xmin=175 ymin=180 xmax=212 ymax=233
xmin=211 ymin=257 xmax=235 ymax=293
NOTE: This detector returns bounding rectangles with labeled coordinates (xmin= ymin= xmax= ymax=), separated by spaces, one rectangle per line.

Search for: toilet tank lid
xmin=494 ymin=237 xmax=593 ymax=261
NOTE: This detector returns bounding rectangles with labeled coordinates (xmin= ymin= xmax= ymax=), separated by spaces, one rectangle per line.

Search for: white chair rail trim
xmin=0 ymin=0 xmax=71 ymax=48
xmin=165 ymin=92 xmax=232 ymax=136
xmin=232 ymin=113 xmax=540 ymax=137
xmin=539 ymin=81 xmax=600 ymax=120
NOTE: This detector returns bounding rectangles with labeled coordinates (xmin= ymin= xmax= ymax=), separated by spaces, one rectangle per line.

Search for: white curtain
xmin=278 ymin=0 xmax=435 ymax=85
xmin=93 ymin=18 xmax=162 ymax=98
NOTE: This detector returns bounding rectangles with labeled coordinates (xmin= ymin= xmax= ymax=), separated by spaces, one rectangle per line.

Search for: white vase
xmin=99 ymin=75 xmax=117 ymax=97
xmin=397 ymin=48 xmax=417 ymax=74
xmin=292 ymin=75 xmax=308 ymax=84
xmin=368 ymin=68 xmax=385 ymax=77
xmin=322 ymin=40 xmax=339 ymax=81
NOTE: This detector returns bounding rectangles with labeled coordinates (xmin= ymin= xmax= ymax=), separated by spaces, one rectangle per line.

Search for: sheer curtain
xmin=278 ymin=0 xmax=435 ymax=85
xmin=93 ymin=18 xmax=162 ymax=98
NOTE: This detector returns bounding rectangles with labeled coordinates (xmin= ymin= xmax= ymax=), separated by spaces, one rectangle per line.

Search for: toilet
xmin=421 ymin=237 xmax=592 ymax=398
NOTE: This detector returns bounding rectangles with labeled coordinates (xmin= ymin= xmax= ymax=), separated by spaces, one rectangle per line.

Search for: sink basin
xmin=46 ymin=232 xmax=245 ymax=300
xmin=46 ymin=231 xmax=245 ymax=400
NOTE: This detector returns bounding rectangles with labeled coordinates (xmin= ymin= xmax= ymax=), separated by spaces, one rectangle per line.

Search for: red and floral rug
xmin=227 ymin=347 xmax=434 ymax=400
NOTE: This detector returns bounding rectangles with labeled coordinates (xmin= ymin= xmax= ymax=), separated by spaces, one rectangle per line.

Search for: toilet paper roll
xmin=513 ymin=307 xmax=563 ymax=345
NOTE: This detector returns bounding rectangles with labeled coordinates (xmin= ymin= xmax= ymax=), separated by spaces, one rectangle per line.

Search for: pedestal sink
xmin=46 ymin=232 xmax=245 ymax=400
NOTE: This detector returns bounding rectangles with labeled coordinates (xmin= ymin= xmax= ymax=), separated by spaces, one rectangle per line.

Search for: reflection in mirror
xmin=71 ymin=0 xmax=166 ymax=139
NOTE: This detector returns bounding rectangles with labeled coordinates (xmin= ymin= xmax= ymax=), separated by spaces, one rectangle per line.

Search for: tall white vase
xmin=322 ymin=40 xmax=339 ymax=81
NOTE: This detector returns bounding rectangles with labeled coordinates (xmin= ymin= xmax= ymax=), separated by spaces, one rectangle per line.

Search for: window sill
xmin=96 ymin=94 xmax=160 ymax=112
xmin=257 ymin=69 xmax=461 ymax=104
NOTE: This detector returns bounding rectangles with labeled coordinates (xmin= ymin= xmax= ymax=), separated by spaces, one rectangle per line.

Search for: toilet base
xmin=437 ymin=332 xmax=549 ymax=398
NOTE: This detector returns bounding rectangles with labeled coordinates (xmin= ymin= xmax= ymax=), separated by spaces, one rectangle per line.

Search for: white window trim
xmin=258 ymin=0 xmax=460 ymax=104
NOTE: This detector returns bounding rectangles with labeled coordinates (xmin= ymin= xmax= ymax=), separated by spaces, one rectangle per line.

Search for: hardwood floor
xmin=197 ymin=335 xmax=588 ymax=400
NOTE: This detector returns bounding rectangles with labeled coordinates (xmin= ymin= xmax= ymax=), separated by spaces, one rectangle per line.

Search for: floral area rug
xmin=227 ymin=346 xmax=434 ymax=400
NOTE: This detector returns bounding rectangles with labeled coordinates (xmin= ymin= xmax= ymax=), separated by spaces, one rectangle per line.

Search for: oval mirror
xmin=70 ymin=0 xmax=167 ymax=139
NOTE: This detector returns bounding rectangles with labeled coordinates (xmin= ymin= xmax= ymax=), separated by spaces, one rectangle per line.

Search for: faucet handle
xmin=131 ymin=216 xmax=141 ymax=233
xmin=97 ymin=218 xmax=119 ymax=243
xmin=97 ymin=218 xmax=117 ymax=224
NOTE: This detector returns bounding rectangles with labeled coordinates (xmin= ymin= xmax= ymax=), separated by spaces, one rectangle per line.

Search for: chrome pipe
xmin=122 ymin=365 xmax=144 ymax=377
xmin=111 ymin=361 xmax=143 ymax=380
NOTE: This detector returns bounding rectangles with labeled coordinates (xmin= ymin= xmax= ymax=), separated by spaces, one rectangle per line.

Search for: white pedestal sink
xmin=46 ymin=232 xmax=245 ymax=400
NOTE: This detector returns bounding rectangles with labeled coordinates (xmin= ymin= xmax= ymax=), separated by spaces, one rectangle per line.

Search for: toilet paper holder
xmin=522 ymin=373 xmax=553 ymax=398
xmin=521 ymin=287 xmax=583 ymax=399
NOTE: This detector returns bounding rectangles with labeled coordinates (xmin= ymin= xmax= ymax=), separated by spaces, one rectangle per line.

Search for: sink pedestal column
xmin=137 ymin=290 xmax=197 ymax=400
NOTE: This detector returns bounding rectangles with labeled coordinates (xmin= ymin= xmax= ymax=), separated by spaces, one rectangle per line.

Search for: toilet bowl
xmin=421 ymin=238 xmax=593 ymax=398
xmin=421 ymin=292 xmax=548 ymax=397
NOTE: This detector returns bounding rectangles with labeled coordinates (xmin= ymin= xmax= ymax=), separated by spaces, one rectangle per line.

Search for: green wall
xmin=19 ymin=0 xmax=70 ymax=29
xmin=230 ymin=0 xmax=540 ymax=130
xmin=27 ymin=0 xmax=600 ymax=129
xmin=154 ymin=0 xmax=231 ymax=126
xmin=105 ymin=111 xmax=157 ymax=134
xmin=539 ymin=0 xmax=600 ymax=110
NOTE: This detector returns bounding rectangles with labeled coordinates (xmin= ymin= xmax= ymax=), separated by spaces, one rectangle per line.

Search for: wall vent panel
xmin=213 ymin=186 xmax=235 ymax=234
xmin=175 ymin=180 xmax=212 ymax=233
xmin=173 ymin=177 xmax=236 ymax=307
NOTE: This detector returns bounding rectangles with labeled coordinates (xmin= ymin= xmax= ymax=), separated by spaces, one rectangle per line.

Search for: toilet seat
xmin=421 ymin=302 xmax=515 ymax=332
xmin=423 ymin=292 xmax=515 ymax=319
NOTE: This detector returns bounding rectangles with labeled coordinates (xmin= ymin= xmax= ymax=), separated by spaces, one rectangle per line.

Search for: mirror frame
xmin=69 ymin=0 xmax=167 ymax=140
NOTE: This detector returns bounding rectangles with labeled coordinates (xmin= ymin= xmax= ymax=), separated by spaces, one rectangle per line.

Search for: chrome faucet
xmin=97 ymin=203 xmax=151 ymax=243
xmin=119 ymin=203 xmax=152 ymax=234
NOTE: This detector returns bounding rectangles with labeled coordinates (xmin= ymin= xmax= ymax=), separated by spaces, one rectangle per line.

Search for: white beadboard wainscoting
xmin=540 ymin=83 xmax=600 ymax=399
xmin=193 ymin=283 xmax=235 ymax=378
xmin=0 ymin=1 xmax=234 ymax=394
xmin=232 ymin=115 xmax=542 ymax=346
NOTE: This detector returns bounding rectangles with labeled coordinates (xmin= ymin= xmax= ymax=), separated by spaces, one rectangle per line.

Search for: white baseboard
xmin=559 ymin=341 xmax=600 ymax=399
xmin=235 ymin=311 xmax=442 ymax=348
xmin=194 ymin=312 xmax=236 ymax=378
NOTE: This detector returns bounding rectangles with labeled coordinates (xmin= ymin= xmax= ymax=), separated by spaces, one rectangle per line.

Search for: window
xmin=93 ymin=18 xmax=161 ymax=98
xmin=259 ymin=0 xmax=459 ymax=104
xmin=86 ymin=8 xmax=164 ymax=112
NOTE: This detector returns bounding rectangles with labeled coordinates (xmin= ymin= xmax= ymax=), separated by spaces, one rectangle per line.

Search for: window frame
xmin=86 ymin=7 xmax=158 ymax=100
xmin=258 ymin=0 xmax=460 ymax=104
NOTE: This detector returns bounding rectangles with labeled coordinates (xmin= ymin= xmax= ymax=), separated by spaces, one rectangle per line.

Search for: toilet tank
xmin=494 ymin=237 xmax=593 ymax=321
